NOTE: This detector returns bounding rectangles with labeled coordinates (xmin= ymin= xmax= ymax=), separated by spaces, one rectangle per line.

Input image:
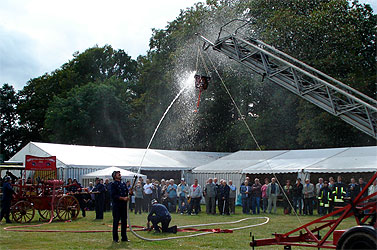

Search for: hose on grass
xmin=127 ymin=206 xmax=270 ymax=241
xmin=4 ymin=208 xmax=269 ymax=238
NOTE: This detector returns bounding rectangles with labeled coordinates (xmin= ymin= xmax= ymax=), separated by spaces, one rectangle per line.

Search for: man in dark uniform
xmin=218 ymin=180 xmax=230 ymax=215
xmin=104 ymin=178 xmax=111 ymax=212
xmin=317 ymin=181 xmax=332 ymax=215
xmin=292 ymin=178 xmax=303 ymax=215
xmin=93 ymin=177 xmax=105 ymax=220
xmin=347 ymin=178 xmax=359 ymax=201
xmin=5 ymin=171 xmax=18 ymax=184
xmin=110 ymin=171 xmax=130 ymax=243
xmin=332 ymin=175 xmax=347 ymax=208
xmin=0 ymin=177 xmax=15 ymax=223
xmin=357 ymin=178 xmax=368 ymax=198
xmin=71 ymin=179 xmax=86 ymax=217
xmin=147 ymin=199 xmax=177 ymax=233
xmin=214 ymin=178 xmax=220 ymax=213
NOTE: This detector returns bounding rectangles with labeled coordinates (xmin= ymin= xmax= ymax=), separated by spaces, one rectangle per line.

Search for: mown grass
xmin=0 ymin=206 xmax=356 ymax=250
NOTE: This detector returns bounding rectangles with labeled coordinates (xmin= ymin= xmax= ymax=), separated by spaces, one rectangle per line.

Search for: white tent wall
xmin=65 ymin=166 xmax=103 ymax=185
xmin=191 ymin=172 xmax=245 ymax=198
xmin=193 ymin=150 xmax=288 ymax=173
xmin=81 ymin=167 xmax=147 ymax=187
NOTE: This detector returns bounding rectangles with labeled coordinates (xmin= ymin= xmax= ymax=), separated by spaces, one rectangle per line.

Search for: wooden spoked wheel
xmin=11 ymin=200 xmax=35 ymax=223
xmin=56 ymin=195 xmax=80 ymax=221
xmin=38 ymin=209 xmax=55 ymax=220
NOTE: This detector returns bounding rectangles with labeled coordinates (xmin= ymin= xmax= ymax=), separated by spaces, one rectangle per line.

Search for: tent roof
xmin=192 ymin=150 xmax=288 ymax=173
xmin=241 ymin=147 xmax=348 ymax=174
xmin=154 ymin=149 xmax=229 ymax=168
xmin=303 ymin=146 xmax=377 ymax=173
xmin=9 ymin=142 xmax=225 ymax=171
xmin=82 ymin=166 xmax=146 ymax=179
xmin=192 ymin=146 xmax=376 ymax=174
xmin=9 ymin=143 xmax=376 ymax=174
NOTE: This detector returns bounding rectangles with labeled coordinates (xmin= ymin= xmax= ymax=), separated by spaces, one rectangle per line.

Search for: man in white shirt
xmin=143 ymin=179 xmax=153 ymax=212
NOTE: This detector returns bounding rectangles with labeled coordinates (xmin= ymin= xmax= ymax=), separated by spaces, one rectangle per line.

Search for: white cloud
xmin=1 ymin=0 xmax=375 ymax=90
xmin=0 ymin=26 xmax=41 ymax=88
xmin=0 ymin=0 xmax=200 ymax=89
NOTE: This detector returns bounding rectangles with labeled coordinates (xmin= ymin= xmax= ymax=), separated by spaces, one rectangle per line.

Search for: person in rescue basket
xmin=110 ymin=171 xmax=130 ymax=243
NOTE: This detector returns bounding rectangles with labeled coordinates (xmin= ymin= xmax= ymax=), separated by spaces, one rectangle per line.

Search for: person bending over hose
xmin=147 ymin=199 xmax=177 ymax=233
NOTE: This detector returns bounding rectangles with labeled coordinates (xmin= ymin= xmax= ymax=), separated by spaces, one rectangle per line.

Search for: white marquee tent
xmin=191 ymin=146 xmax=376 ymax=193
xmin=8 ymin=142 xmax=226 ymax=182
xmin=81 ymin=166 xmax=147 ymax=186
xmin=191 ymin=150 xmax=288 ymax=191
xmin=303 ymin=146 xmax=377 ymax=173
xmin=7 ymin=142 xmax=376 ymax=188
xmin=241 ymin=147 xmax=349 ymax=174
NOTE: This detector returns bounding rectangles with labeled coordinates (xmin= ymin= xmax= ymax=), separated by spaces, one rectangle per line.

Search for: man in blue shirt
xmin=166 ymin=179 xmax=177 ymax=213
xmin=177 ymin=178 xmax=188 ymax=214
xmin=110 ymin=171 xmax=130 ymax=243
xmin=147 ymin=199 xmax=177 ymax=233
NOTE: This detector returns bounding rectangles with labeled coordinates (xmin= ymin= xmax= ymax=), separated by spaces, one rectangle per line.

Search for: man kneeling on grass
xmin=147 ymin=199 xmax=177 ymax=233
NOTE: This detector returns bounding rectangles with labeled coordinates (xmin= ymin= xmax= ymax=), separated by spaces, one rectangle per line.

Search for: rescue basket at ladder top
xmin=195 ymin=74 xmax=210 ymax=90
xmin=194 ymin=74 xmax=211 ymax=111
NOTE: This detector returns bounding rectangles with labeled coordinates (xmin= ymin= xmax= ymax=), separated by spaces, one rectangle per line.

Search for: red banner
xmin=25 ymin=155 xmax=56 ymax=171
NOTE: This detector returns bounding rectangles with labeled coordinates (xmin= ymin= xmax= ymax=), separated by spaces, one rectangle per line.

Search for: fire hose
xmin=4 ymin=205 xmax=269 ymax=237
xmin=128 ymin=212 xmax=269 ymax=241
xmin=3 ymin=180 xmax=269 ymax=239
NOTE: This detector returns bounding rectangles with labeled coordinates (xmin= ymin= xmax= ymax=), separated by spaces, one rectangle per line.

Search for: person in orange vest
xmin=318 ymin=181 xmax=332 ymax=215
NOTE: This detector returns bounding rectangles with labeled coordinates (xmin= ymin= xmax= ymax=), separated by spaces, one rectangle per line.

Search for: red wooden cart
xmin=10 ymin=155 xmax=80 ymax=223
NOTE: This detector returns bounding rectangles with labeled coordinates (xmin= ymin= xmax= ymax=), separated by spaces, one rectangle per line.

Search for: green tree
xmin=244 ymin=0 xmax=376 ymax=147
xmin=0 ymin=84 xmax=25 ymax=160
xmin=17 ymin=45 xmax=138 ymax=145
xmin=45 ymin=79 xmax=134 ymax=146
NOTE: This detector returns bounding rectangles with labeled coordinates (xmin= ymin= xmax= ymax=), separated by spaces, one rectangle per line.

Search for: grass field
xmin=0 ymin=206 xmax=357 ymax=250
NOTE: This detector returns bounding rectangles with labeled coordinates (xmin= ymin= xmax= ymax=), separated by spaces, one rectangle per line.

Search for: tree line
xmin=1 ymin=0 xmax=376 ymax=161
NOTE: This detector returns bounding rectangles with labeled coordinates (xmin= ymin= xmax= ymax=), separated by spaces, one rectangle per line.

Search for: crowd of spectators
xmin=68 ymin=175 xmax=377 ymax=217
xmin=1 ymin=173 xmax=377 ymax=223
xmin=239 ymin=175 xmax=377 ymax=216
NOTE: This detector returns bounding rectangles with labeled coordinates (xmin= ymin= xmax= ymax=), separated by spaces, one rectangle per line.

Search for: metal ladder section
xmin=197 ymin=33 xmax=377 ymax=139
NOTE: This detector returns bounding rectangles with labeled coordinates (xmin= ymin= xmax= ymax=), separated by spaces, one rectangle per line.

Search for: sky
xmin=0 ymin=0 xmax=200 ymax=90
xmin=1 ymin=0 xmax=376 ymax=90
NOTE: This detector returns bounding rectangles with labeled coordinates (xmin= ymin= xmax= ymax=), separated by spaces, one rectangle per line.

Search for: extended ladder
xmin=196 ymin=21 xmax=377 ymax=139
